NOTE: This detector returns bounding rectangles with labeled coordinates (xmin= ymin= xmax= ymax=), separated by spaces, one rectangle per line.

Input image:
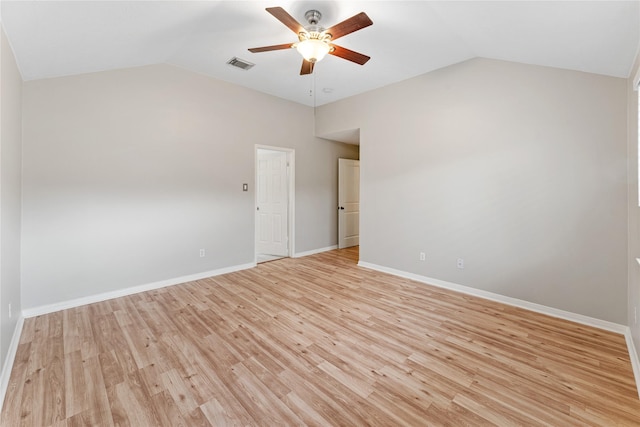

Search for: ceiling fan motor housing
xmin=300 ymin=10 xmax=327 ymax=39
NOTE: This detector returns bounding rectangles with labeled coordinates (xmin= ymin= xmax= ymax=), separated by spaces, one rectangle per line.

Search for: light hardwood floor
xmin=2 ymin=247 xmax=640 ymax=426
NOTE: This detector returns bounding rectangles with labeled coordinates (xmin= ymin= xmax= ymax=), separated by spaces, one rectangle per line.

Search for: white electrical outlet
xmin=199 ymin=249 xmax=205 ymax=258
xmin=8 ymin=303 xmax=11 ymax=319
xmin=457 ymin=258 xmax=464 ymax=269
xmin=419 ymin=252 xmax=426 ymax=261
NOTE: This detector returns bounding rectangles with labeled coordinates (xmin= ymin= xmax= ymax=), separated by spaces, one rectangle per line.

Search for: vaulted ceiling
xmin=2 ymin=1 xmax=639 ymax=107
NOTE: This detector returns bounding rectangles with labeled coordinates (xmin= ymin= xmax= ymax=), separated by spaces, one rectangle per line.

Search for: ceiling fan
xmin=248 ymin=7 xmax=373 ymax=75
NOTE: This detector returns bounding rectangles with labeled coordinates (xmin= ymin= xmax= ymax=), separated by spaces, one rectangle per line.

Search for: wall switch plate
xmin=199 ymin=249 xmax=205 ymax=258
xmin=242 ymin=183 xmax=248 ymax=191
xmin=457 ymin=258 xmax=464 ymax=269
xmin=8 ymin=303 xmax=11 ymax=319
xmin=419 ymin=252 xmax=426 ymax=261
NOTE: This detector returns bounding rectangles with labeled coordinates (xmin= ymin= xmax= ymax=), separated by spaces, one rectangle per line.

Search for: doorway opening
xmin=255 ymin=146 xmax=295 ymax=263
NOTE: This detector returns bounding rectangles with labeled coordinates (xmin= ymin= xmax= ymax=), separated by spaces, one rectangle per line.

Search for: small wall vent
xmin=227 ymin=57 xmax=255 ymax=70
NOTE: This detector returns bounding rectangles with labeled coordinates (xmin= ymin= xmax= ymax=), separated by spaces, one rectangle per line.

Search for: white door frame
xmin=255 ymin=145 xmax=295 ymax=261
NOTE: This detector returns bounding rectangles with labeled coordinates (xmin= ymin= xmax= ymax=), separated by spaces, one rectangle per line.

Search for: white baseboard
xmin=22 ymin=262 xmax=256 ymax=318
xmin=624 ymin=329 xmax=640 ymax=399
xmin=358 ymin=261 xmax=627 ymax=334
xmin=0 ymin=315 xmax=24 ymax=415
xmin=294 ymin=245 xmax=338 ymax=258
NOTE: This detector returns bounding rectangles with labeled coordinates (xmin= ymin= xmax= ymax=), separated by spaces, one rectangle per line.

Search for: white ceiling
xmin=1 ymin=1 xmax=639 ymax=107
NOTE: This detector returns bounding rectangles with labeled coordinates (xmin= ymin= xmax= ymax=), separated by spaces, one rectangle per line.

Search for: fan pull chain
xmin=312 ymin=68 xmax=317 ymax=108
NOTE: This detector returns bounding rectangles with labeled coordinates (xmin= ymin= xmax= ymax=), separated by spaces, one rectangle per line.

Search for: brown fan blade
xmin=329 ymin=44 xmax=370 ymax=65
xmin=300 ymin=60 xmax=314 ymax=75
xmin=266 ymin=7 xmax=304 ymax=35
xmin=248 ymin=43 xmax=294 ymax=53
xmin=324 ymin=12 xmax=372 ymax=41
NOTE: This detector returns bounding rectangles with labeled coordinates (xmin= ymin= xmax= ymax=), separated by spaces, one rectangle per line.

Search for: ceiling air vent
xmin=227 ymin=57 xmax=255 ymax=71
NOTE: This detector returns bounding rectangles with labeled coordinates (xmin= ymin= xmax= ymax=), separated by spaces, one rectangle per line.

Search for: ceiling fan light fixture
xmin=296 ymin=39 xmax=330 ymax=63
xmin=249 ymin=7 xmax=373 ymax=74
xmin=295 ymin=32 xmax=332 ymax=63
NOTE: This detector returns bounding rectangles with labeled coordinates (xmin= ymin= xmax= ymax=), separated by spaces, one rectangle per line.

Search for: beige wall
xmin=628 ymin=52 xmax=640 ymax=355
xmin=0 ymin=26 xmax=22 ymax=370
xmin=21 ymin=64 xmax=358 ymax=310
xmin=317 ymin=58 xmax=628 ymax=324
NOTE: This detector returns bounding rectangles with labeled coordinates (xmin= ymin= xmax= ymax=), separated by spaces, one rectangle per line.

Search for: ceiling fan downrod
xmin=304 ymin=10 xmax=322 ymax=26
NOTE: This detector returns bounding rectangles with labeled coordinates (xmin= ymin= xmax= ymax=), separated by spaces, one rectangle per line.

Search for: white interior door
xmin=338 ymin=158 xmax=360 ymax=249
xmin=256 ymin=149 xmax=289 ymax=257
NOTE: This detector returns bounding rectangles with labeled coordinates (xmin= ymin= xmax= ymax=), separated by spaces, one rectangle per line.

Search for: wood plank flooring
xmin=2 ymin=247 xmax=640 ymax=426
